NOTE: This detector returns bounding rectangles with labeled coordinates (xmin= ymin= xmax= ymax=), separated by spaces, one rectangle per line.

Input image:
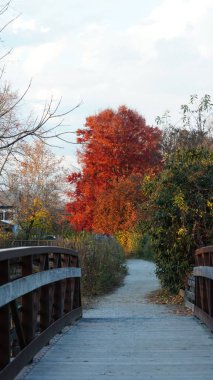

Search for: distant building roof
xmin=0 ymin=192 xmax=16 ymax=207
xmin=0 ymin=220 xmax=15 ymax=226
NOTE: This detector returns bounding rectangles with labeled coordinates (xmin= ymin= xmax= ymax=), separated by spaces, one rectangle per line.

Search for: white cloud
xmin=198 ymin=45 xmax=212 ymax=59
xmin=11 ymin=16 xmax=50 ymax=34
xmin=21 ymin=39 xmax=66 ymax=76
xmin=77 ymin=24 xmax=109 ymax=69
xmin=150 ymin=0 xmax=212 ymax=38
xmin=127 ymin=0 xmax=213 ymax=59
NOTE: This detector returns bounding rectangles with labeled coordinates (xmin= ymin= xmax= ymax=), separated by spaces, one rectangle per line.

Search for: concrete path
xmin=18 ymin=260 xmax=213 ymax=380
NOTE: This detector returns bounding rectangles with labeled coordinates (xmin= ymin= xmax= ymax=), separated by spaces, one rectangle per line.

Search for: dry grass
xmin=63 ymin=233 xmax=127 ymax=298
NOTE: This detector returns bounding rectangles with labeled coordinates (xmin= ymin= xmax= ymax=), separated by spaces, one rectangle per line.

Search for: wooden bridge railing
xmin=0 ymin=246 xmax=82 ymax=380
xmin=193 ymin=246 xmax=213 ymax=331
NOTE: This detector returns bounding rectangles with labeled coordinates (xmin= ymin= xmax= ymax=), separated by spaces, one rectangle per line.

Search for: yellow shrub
xmin=116 ymin=230 xmax=142 ymax=255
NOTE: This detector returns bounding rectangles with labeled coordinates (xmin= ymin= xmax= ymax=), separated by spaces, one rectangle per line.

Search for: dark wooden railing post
xmin=64 ymin=256 xmax=75 ymax=313
xmin=10 ymin=300 xmax=26 ymax=349
xmin=0 ymin=260 xmax=10 ymax=369
xmin=194 ymin=246 xmax=213 ymax=331
xmin=22 ymin=256 xmax=34 ymax=344
xmin=73 ymin=258 xmax=82 ymax=309
xmin=73 ymin=277 xmax=81 ymax=309
xmin=53 ymin=254 xmax=63 ymax=320
xmin=40 ymin=254 xmax=51 ymax=331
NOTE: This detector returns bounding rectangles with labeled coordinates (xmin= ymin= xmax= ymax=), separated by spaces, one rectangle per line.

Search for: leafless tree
xmin=0 ymin=83 xmax=80 ymax=174
xmin=156 ymin=94 xmax=213 ymax=156
xmin=0 ymin=1 xmax=80 ymax=180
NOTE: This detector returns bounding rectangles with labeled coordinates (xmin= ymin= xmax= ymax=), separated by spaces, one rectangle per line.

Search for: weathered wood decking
xmin=17 ymin=260 xmax=213 ymax=380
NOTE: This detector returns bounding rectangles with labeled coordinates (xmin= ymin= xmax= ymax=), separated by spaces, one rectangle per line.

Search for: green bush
xmin=135 ymin=234 xmax=155 ymax=261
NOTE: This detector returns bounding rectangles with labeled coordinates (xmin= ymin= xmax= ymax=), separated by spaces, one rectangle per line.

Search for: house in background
xmin=0 ymin=192 xmax=18 ymax=234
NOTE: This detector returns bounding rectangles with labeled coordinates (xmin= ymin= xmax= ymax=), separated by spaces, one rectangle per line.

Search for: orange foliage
xmin=93 ymin=176 xmax=142 ymax=235
xmin=67 ymin=105 xmax=162 ymax=232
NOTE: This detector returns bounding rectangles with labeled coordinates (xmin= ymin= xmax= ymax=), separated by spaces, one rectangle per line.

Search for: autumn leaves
xmin=66 ymin=106 xmax=162 ymax=236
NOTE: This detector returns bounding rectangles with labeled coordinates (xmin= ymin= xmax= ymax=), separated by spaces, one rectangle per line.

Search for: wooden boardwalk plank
xmin=17 ymin=260 xmax=213 ymax=380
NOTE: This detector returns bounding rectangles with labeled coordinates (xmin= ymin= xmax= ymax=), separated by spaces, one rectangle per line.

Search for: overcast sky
xmin=2 ymin=0 xmax=213 ymax=168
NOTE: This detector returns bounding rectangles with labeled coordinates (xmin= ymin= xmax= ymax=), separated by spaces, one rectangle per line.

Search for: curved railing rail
xmin=0 ymin=246 xmax=82 ymax=380
xmin=193 ymin=246 xmax=213 ymax=331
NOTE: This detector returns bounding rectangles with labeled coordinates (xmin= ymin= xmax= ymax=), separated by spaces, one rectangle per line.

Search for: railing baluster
xmin=74 ymin=278 xmax=82 ymax=309
xmin=64 ymin=256 xmax=74 ymax=313
xmin=64 ymin=278 xmax=72 ymax=313
xmin=53 ymin=253 xmax=63 ymax=320
xmin=40 ymin=254 xmax=51 ymax=331
xmin=206 ymin=279 xmax=212 ymax=316
xmin=22 ymin=256 xmax=34 ymax=344
xmin=10 ymin=300 xmax=26 ymax=349
xmin=0 ymin=260 xmax=10 ymax=369
xmin=73 ymin=258 xmax=82 ymax=309
xmin=53 ymin=282 xmax=63 ymax=320
xmin=210 ymin=279 xmax=213 ymax=318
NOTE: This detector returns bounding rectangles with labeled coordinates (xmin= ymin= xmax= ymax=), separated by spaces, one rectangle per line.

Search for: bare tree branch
xmin=0 ymin=1 xmax=81 ymax=180
xmin=0 ymin=13 xmax=20 ymax=33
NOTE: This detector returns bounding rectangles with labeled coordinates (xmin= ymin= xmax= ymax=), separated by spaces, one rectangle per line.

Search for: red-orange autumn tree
xmin=66 ymin=105 xmax=162 ymax=233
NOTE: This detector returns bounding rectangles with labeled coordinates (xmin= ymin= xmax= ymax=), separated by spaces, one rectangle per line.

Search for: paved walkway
xmin=18 ymin=260 xmax=213 ymax=380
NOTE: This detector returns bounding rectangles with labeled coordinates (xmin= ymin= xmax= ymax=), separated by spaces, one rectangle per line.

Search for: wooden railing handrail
xmin=0 ymin=267 xmax=81 ymax=307
xmin=0 ymin=246 xmax=82 ymax=380
xmin=193 ymin=266 xmax=213 ymax=281
xmin=0 ymin=245 xmax=79 ymax=261
xmin=195 ymin=245 xmax=213 ymax=255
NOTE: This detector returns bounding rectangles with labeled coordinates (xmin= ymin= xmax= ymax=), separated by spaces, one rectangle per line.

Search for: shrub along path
xmin=18 ymin=260 xmax=213 ymax=380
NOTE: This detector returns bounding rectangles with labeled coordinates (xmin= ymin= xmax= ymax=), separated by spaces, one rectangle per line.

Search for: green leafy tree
xmin=17 ymin=197 xmax=52 ymax=240
xmin=143 ymin=148 xmax=213 ymax=293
